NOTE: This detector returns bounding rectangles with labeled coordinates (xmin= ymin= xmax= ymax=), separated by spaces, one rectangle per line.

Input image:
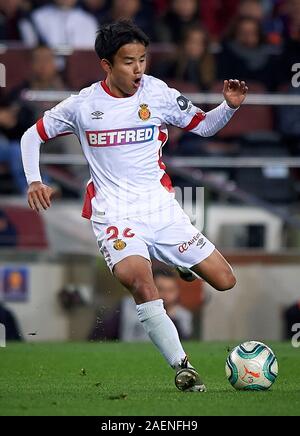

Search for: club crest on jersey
xmin=113 ymin=239 xmax=127 ymax=250
xmin=138 ymin=104 xmax=151 ymax=121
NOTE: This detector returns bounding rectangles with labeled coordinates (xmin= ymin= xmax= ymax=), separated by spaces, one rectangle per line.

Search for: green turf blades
xmin=0 ymin=342 xmax=298 ymax=416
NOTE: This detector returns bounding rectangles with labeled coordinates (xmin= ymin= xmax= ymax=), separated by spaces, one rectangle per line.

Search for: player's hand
xmin=223 ymin=80 xmax=248 ymax=109
xmin=27 ymin=181 xmax=53 ymax=212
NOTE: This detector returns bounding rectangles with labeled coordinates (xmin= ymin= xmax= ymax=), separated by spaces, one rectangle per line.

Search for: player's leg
xmin=113 ymin=255 xmax=159 ymax=303
xmin=92 ymin=221 xmax=205 ymax=391
xmin=152 ymin=203 xmax=236 ymax=292
xmin=113 ymin=255 xmax=206 ymax=392
xmin=191 ymin=249 xmax=236 ymax=292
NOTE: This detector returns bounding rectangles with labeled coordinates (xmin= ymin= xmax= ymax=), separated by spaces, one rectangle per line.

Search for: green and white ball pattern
xmin=225 ymin=341 xmax=278 ymax=390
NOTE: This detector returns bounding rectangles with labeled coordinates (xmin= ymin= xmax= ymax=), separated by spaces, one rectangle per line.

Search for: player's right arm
xmin=21 ymin=96 xmax=77 ymax=212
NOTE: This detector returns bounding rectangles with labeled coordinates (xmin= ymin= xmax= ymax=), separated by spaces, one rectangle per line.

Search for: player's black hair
xmin=95 ymin=20 xmax=150 ymax=64
xmin=153 ymin=268 xmax=177 ymax=280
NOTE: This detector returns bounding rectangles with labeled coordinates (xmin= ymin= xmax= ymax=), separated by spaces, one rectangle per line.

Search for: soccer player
xmin=21 ymin=20 xmax=248 ymax=392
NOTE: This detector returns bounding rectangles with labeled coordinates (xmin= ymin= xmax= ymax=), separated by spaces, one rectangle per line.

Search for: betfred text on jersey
xmin=86 ymin=126 xmax=155 ymax=147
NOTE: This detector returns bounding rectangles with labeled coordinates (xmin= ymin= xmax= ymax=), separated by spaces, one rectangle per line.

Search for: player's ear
xmin=100 ymin=58 xmax=112 ymax=74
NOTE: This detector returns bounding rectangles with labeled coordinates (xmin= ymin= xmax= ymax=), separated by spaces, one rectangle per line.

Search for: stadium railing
xmin=18 ymin=89 xmax=300 ymax=227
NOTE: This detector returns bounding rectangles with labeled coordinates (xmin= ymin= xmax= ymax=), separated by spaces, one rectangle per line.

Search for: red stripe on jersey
xmin=36 ymin=118 xmax=49 ymax=141
xmin=158 ymin=128 xmax=168 ymax=170
xmin=158 ymin=129 xmax=168 ymax=145
xmin=158 ymin=158 xmax=166 ymax=170
xmin=160 ymin=173 xmax=174 ymax=193
xmin=36 ymin=118 xmax=73 ymax=141
xmin=158 ymin=128 xmax=174 ymax=191
xmin=183 ymin=111 xmax=206 ymax=131
xmin=82 ymin=180 xmax=96 ymax=219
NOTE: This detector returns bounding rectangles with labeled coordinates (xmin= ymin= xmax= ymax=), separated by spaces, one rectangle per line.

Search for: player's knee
xmin=215 ymin=269 xmax=236 ymax=292
xmin=131 ymin=278 xmax=158 ymax=303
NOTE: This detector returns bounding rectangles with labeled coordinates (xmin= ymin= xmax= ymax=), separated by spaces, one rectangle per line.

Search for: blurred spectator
xmin=283 ymin=300 xmax=300 ymax=340
xmin=10 ymin=45 xmax=67 ymax=118
xmin=278 ymin=0 xmax=300 ymax=83
xmin=155 ymin=0 xmax=200 ymax=43
xmin=218 ymin=17 xmax=279 ymax=89
xmin=239 ymin=0 xmax=265 ymax=21
xmin=155 ymin=26 xmax=216 ymax=91
xmin=0 ymin=209 xmax=17 ymax=246
xmin=284 ymin=0 xmax=300 ymax=40
xmin=277 ymin=84 xmax=300 ymax=154
xmin=101 ymin=0 xmax=153 ymax=38
xmin=80 ymin=0 xmax=107 ymax=25
xmin=238 ymin=0 xmax=284 ymax=45
xmin=28 ymin=45 xmax=66 ymax=91
xmin=153 ymin=0 xmax=169 ymax=16
xmin=0 ymin=95 xmax=34 ymax=193
xmin=26 ymin=0 xmax=98 ymax=48
xmin=0 ymin=0 xmax=36 ymax=43
xmin=58 ymin=284 xmax=89 ymax=310
xmin=0 ymin=301 xmax=23 ymax=340
xmin=89 ymin=268 xmax=193 ymax=342
xmin=200 ymin=0 xmax=240 ymax=41
xmin=0 ymin=45 xmax=64 ymax=194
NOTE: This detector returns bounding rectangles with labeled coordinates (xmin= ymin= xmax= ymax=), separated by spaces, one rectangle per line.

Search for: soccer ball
xmin=225 ymin=341 xmax=278 ymax=391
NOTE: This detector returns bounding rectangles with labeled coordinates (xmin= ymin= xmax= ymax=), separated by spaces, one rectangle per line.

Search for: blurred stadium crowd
xmin=0 ymin=0 xmax=299 ymax=203
xmin=1 ymin=1 xmax=300 ymax=343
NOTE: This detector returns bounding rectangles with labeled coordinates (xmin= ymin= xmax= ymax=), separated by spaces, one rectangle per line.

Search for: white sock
xmin=136 ymin=298 xmax=186 ymax=369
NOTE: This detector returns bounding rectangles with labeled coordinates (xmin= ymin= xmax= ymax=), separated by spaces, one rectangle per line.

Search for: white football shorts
xmin=92 ymin=201 xmax=215 ymax=272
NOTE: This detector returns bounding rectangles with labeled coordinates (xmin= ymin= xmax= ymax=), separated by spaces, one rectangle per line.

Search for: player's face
xmin=109 ymin=42 xmax=147 ymax=96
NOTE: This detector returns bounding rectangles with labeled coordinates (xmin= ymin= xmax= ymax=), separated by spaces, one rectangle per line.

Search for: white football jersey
xmin=36 ymin=74 xmax=206 ymax=223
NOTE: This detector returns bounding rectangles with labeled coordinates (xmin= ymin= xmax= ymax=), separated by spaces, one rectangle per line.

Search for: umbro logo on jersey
xmin=91 ymin=111 xmax=104 ymax=119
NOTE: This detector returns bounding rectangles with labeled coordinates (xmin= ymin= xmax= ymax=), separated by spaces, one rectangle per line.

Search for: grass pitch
xmin=0 ymin=341 xmax=299 ymax=416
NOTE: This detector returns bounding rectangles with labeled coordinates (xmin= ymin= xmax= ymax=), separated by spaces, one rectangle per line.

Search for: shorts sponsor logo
xmin=179 ymin=232 xmax=205 ymax=253
xmin=86 ymin=126 xmax=155 ymax=147
xmin=179 ymin=243 xmax=188 ymax=253
xmin=138 ymin=104 xmax=151 ymax=121
xmin=113 ymin=239 xmax=127 ymax=251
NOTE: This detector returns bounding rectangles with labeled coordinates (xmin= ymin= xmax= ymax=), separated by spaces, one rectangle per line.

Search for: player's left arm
xmin=189 ymin=79 xmax=248 ymax=137
xmin=162 ymin=79 xmax=248 ymax=138
xmin=21 ymin=96 xmax=77 ymax=212
xmin=223 ymin=79 xmax=248 ymax=109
